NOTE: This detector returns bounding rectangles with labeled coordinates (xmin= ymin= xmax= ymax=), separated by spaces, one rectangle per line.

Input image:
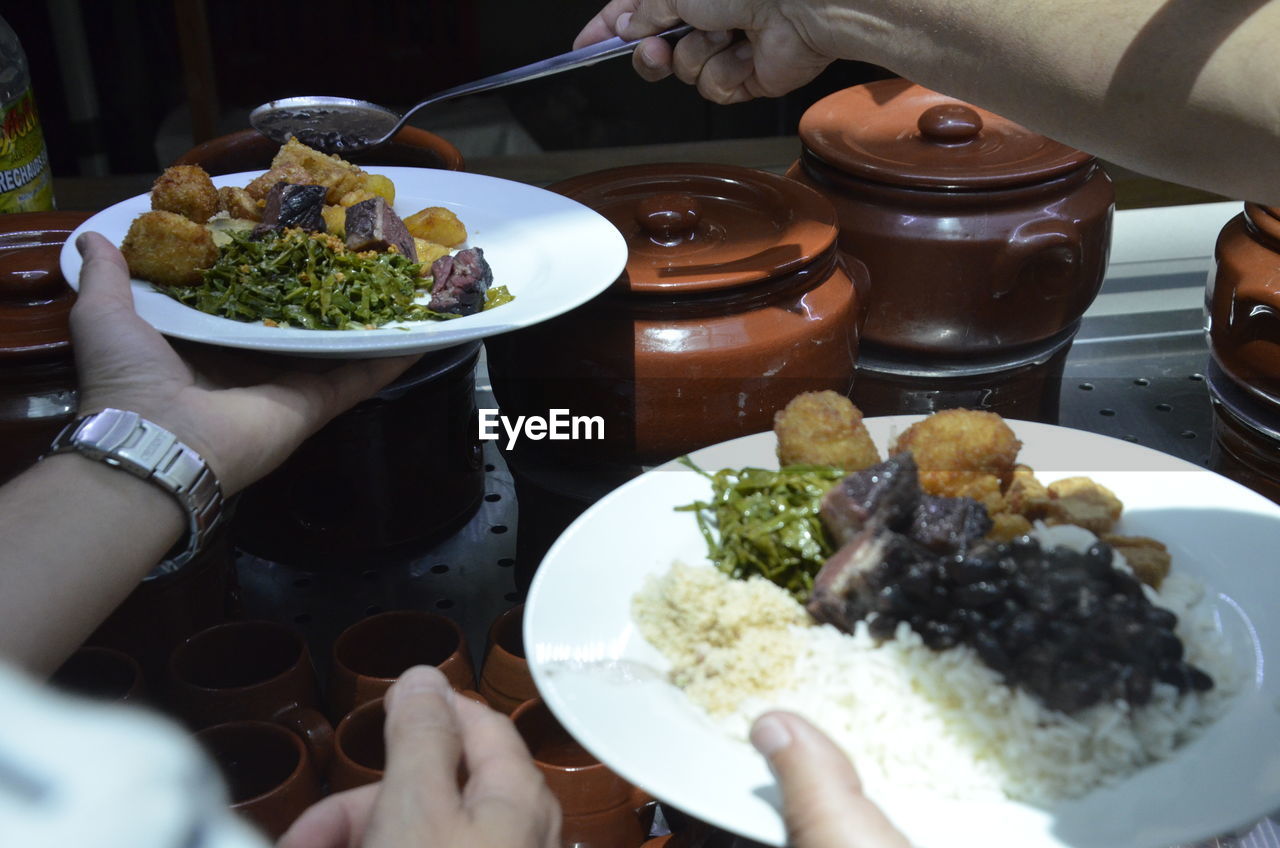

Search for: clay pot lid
xmin=799 ymin=79 xmax=1093 ymax=190
xmin=0 ymin=210 xmax=90 ymax=360
xmin=1244 ymin=203 xmax=1280 ymax=246
xmin=549 ymin=162 xmax=837 ymax=294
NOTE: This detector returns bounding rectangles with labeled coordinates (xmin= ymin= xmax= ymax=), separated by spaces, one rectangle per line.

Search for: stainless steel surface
xmin=250 ymin=25 xmax=694 ymax=152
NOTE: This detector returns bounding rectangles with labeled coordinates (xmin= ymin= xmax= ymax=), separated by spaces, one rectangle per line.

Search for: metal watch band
xmin=43 ymin=408 xmax=224 ymax=571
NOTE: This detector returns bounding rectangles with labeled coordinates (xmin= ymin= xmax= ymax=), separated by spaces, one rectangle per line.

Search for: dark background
xmin=4 ymin=0 xmax=886 ymax=178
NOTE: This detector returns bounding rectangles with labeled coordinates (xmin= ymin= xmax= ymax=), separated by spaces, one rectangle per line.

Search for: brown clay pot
xmin=486 ymin=162 xmax=864 ymax=469
xmin=788 ymin=79 xmax=1113 ymax=357
xmin=0 ymin=211 xmax=87 ymax=485
xmin=478 ymin=603 xmax=538 ymax=714
xmin=1207 ymin=361 xmax=1280 ymax=504
xmin=171 ymin=125 xmax=464 ymax=173
xmin=1207 ymin=203 xmax=1280 ymax=406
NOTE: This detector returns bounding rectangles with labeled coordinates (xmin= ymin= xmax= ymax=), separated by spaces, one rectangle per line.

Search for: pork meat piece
xmin=252 ymin=182 xmax=328 ymax=238
xmin=429 ymin=247 xmax=492 ymax=316
xmin=806 ymin=519 xmax=937 ymax=633
xmin=344 ymin=197 xmax=418 ymax=261
xmin=909 ymin=494 xmax=992 ymax=555
xmin=819 ymin=452 xmax=922 ymax=546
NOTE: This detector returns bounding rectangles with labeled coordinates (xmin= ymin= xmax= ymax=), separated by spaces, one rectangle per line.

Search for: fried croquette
xmin=918 ymin=470 xmax=1006 ymax=514
xmin=120 ymin=210 xmax=217 ymax=286
xmin=774 ymin=391 xmax=881 ymax=471
xmin=1045 ymin=476 xmax=1124 ymax=534
xmin=150 ymin=164 xmax=218 ymax=224
xmin=890 ymin=409 xmax=1022 ymax=484
xmin=1102 ymin=534 xmax=1172 ymax=589
xmin=217 ymin=185 xmax=261 ymax=221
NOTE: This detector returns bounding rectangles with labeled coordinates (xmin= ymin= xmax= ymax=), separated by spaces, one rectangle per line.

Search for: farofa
xmin=632 ymin=562 xmax=809 ymax=715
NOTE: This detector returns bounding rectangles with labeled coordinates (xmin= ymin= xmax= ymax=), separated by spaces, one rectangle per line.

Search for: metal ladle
xmin=249 ymin=25 xmax=693 ymax=155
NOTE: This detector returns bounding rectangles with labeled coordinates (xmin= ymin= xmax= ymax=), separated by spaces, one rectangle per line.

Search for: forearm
xmin=801 ymin=0 xmax=1280 ymax=203
xmin=0 ymin=455 xmax=185 ymax=674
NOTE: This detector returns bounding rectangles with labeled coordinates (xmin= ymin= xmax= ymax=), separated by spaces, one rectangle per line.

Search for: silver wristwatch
xmin=44 ymin=408 xmax=224 ymax=571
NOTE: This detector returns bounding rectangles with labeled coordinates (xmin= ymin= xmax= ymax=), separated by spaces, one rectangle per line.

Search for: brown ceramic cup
xmin=167 ymin=619 xmax=332 ymax=769
xmin=479 ymin=604 xmax=538 ymax=714
xmin=196 ymin=719 xmax=323 ymax=840
xmin=512 ymin=698 xmax=652 ymax=848
xmin=329 ymin=698 xmax=387 ymax=792
xmin=50 ymin=646 xmax=146 ymax=703
xmin=329 ymin=610 xmax=476 ymax=719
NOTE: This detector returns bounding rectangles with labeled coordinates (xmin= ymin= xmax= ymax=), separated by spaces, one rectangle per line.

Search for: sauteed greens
xmin=677 ymin=458 xmax=846 ymax=598
xmin=163 ymin=229 xmax=455 ymax=330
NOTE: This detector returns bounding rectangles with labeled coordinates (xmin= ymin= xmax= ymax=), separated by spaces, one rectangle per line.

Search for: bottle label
xmin=0 ymin=87 xmax=54 ymax=213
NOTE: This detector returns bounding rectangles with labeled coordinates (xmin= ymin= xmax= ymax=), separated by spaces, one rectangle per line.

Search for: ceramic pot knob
xmin=635 ymin=192 xmax=701 ymax=244
xmin=918 ymin=103 xmax=983 ymax=143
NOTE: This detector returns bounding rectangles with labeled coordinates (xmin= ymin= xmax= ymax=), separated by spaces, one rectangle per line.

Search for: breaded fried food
xmin=987 ymin=510 xmax=1033 ymax=543
xmin=217 ymin=185 xmax=261 ymax=221
xmin=150 ymin=164 xmax=218 ymax=224
xmin=1004 ymin=464 xmax=1053 ymax=521
xmin=265 ymin=137 xmax=370 ymax=204
xmin=120 ymin=210 xmax=218 ymax=286
xmin=774 ymin=390 xmax=880 ymax=471
xmin=1102 ymin=534 xmax=1172 ymax=589
xmin=245 ymin=163 xmax=312 ymax=201
xmin=890 ymin=409 xmax=1022 ymax=484
xmin=919 ymin=470 xmax=1006 ymax=514
xmin=1045 ymin=476 xmax=1124 ymax=534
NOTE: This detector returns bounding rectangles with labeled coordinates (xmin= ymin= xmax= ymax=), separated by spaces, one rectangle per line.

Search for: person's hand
xmin=574 ymin=0 xmax=836 ymax=103
xmin=71 ymin=232 xmax=418 ymax=495
xmin=750 ymin=711 xmax=910 ymax=848
xmin=278 ymin=666 xmax=560 ymax=848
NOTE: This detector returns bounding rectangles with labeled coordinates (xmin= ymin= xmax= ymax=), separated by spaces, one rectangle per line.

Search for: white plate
xmin=525 ymin=417 xmax=1280 ymax=848
xmin=58 ymin=167 xmax=627 ymax=358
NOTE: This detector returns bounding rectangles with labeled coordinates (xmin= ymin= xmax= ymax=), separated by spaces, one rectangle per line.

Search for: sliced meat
xmin=909 ymin=494 xmax=992 ymax=555
xmin=344 ymin=197 xmax=418 ymax=261
xmin=806 ymin=520 xmax=936 ymax=633
xmin=429 ymin=247 xmax=493 ymax=316
xmin=252 ymin=182 xmax=328 ymax=238
xmin=819 ymin=452 xmax=921 ymax=546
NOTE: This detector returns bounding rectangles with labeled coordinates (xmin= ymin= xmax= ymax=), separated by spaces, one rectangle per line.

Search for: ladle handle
xmin=397 ymin=24 xmax=694 ymax=129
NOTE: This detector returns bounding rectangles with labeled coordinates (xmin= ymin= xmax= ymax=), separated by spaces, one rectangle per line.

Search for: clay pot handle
xmin=636 ymin=193 xmax=702 ymax=244
xmin=991 ymin=217 xmax=1082 ymax=300
xmin=274 ymin=704 xmax=334 ymax=773
xmin=918 ymin=104 xmax=983 ymax=144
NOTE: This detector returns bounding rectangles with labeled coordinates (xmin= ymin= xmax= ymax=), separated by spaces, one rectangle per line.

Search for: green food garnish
xmin=485 ymin=285 xmax=514 ymax=309
xmin=678 ymin=457 xmax=847 ymax=598
xmin=162 ymin=229 xmax=460 ymax=330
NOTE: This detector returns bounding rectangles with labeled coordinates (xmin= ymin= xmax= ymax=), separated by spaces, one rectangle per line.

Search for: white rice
xmin=633 ymin=525 xmax=1241 ymax=805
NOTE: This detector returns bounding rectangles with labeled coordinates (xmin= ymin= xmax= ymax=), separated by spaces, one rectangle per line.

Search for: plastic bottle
xmin=0 ymin=14 xmax=53 ymax=213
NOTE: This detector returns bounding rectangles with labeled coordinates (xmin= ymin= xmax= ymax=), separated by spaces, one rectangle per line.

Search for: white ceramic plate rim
xmin=58 ymin=167 xmax=627 ymax=358
xmin=524 ymin=417 xmax=1280 ymax=848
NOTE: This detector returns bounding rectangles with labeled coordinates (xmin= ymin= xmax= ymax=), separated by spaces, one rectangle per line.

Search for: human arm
xmin=751 ymin=710 xmax=910 ymax=848
xmin=278 ymin=665 xmax=560 ymax=848
xmin=577 ymin=0 xmax=1280 ymax=205
xmin=0 ymin=233 xmax=417 ymax=673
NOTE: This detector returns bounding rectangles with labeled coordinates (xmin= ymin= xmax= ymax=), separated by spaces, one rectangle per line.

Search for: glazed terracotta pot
xmin=478 ymin=603 xmax=537 ymax=714
xmin=486 ymin=162 xmax=864 ymax=469
xmin=0 ymin=211 xmax=87 ymax=484
xmin=328 ymin=610 xmax=476 ymax=719
xmin=232 ymin=342 xmax=484 ymax=563
xmin=788 ymin=78 xmax=1113 ymax=357
xmin=196 ymin=720 xmax=323 ymax=840
xmin=172 ymin=125 xmax=464 ymax=173
xmin=1207 ymin=203 xmax=1280 ymax=406
xmin=1207 ymin=361 xmax=1280 ymax=504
